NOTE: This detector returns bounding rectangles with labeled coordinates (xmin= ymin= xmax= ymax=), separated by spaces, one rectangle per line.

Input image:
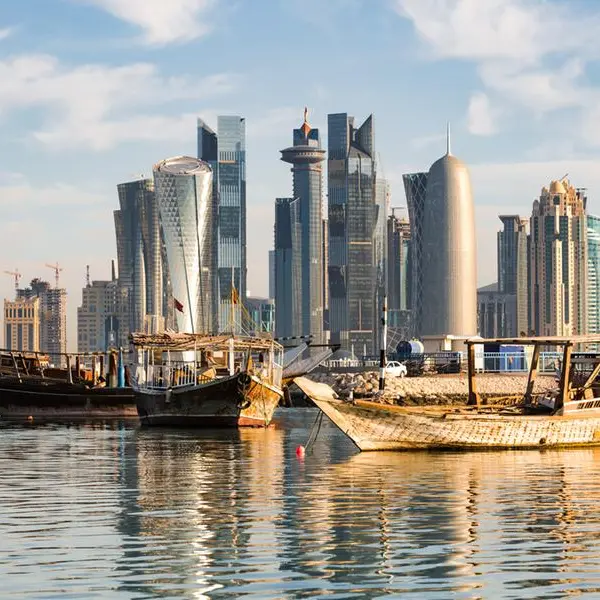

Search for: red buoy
xmin=296 ymin=445 xmax=305 ymax=458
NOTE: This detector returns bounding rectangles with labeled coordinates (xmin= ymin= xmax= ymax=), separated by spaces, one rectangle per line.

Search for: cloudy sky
xmin=3 ymin=0 xmax=600 ymax=349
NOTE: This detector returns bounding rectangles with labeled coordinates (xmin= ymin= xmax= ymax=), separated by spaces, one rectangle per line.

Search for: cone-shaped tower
xmin=420 ymin=130 xmax=477 ymax=339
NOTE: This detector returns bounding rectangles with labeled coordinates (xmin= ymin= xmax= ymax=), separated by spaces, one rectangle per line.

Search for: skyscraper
xmin=197 ymin=116 xmax=246 ymax=333
xmin=403 ymin=171 xmax=428 ymax=337
xmin=587 ymin=214 xmax=600 ymax=337
xmin=387 ymin=211 xmax=411 ymax=314
xmin=327 ymin=112 xmax=382 ymax=354
xmin=420 ymin=132 xmax=477 ymax=342
xmin=114 ymin=178 xmax=164 ymax=333
xmin=153 ymin=156 xmax=216 ymax=334
xmin=77 ymin=273 xmax=130 ymax=353
xmin=273 ymin=197 xmax=301 ymax=339
xmin=529 ymin=179 xmax=587 ymax=336
xmin=280 ymin=108 xmax=326 ymax=343
xmin=17 ymin=278 xmax=67 ymax=359
xmin=4 ymin=297 xmax=40 ymax=351
xmin=497 ymin=215 xmax=529 ymax=336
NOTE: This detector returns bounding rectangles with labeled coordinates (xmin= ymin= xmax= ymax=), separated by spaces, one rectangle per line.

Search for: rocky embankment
xmin=306 ymin=371 xmax=557 ymax=405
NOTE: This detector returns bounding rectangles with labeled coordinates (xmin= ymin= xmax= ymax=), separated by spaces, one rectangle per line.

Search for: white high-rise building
xmin=153 ymin=156 xmax=216 ymax=334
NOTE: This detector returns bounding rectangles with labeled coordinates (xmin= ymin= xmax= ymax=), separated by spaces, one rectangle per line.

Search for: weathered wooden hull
xmin=134 ymin=373 xmax=283 ymax=428
xmin=294 ymin=377 xmax=600 ymax=451
xmin=0 ymin=376 xmax=136 ymax=422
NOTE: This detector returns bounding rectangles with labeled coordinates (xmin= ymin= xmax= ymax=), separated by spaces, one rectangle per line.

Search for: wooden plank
xmin=555 ymin=344 xmax=573 ymax=412
xmin=524 ymin=344 xmax=540 ymax=405
xmin=466 ymin=343 xmax=480 ymax=406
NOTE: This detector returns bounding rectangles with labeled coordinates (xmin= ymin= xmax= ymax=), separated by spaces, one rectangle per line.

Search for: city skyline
xmin=4 ymin=1 xmax=600 ymax=349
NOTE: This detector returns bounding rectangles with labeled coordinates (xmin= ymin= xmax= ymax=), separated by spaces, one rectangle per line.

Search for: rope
xmin=304 ymin=410 xmax=324 ymax=455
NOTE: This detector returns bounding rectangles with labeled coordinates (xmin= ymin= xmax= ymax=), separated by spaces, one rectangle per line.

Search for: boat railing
xmin=134 ymin=360 xmax=215 ymax=390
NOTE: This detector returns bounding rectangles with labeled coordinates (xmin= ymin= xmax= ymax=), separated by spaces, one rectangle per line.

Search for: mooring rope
xmin=304 ymin=410 xmax=324 ymax=455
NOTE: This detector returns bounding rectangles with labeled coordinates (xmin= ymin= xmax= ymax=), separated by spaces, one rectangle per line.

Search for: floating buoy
xmin=295 ymin=445 xmax=305 ymax=458
xmin=27 ymin=415 xmax=33 ymax=422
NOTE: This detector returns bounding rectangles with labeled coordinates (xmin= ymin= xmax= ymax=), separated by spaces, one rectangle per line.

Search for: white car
xmin=385 ymin=361 xmax=407 ymax=378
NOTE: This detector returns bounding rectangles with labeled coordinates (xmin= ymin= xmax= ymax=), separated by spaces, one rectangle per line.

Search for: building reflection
xmin=114 ymin=426 xmax=285 ymax=598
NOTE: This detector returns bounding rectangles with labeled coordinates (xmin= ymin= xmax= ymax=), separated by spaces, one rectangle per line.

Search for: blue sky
xmin=3 ymin=0 xmax=600 ymax=350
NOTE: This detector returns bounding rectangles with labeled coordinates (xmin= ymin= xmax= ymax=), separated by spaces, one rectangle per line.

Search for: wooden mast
xmin=524 ymin=343 xmax=540 ymax=405
xmin=466 ymin=341 xmax=480 ymax=406
xmin=555 ymin=343 xmax=573 ymax=412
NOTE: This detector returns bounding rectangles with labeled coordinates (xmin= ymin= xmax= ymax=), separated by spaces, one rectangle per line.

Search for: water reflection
xmin=3 ymin=415 xmax=600 ymax=598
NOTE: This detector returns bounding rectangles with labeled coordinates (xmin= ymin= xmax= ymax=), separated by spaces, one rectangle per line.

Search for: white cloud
xmin=467 ymin=92 xmax=497 ymax=135
xmin=0 ymin=27 xmax=13 ymax=40
xmin=394 ymin=0 xmax=600 ymax=143
xmin=0 ymin=54 xmax=239 ymax=150
xmin=75 ymin=0 xmax=216 ymax=45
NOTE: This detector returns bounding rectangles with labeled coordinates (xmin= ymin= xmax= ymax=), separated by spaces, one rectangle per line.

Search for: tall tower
xmin=273 ymin=197 xmax=301 ymax=339
xmin=114 ymin=178 xmax=163 ymax=333
xmin=529 ymin=179 xmax=587 ymax=336
xmin=587 ymin=214 xmax=600 ymax=337
xmin=197 ymin=116 xmax=246 ymax=333
xmin=153 ymin=156 xmax=216 ymax=334
xmin=402 ymin=171 xmax=428 ymax=336
xmin=421 ymin=129 xmax=477 ymax=341
xmin=497 ymin=215 xmax=529 ymax=336
xmin=280 ymin=108 xmax=326 ymax=343
xmin=327 ymin=112 xmax=380 ymax=354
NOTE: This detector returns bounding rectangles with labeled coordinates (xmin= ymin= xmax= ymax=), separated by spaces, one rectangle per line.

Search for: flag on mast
xmin=174 ymin=298 xmax=184 ymax=313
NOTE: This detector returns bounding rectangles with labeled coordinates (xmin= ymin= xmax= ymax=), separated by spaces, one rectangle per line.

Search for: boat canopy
xmin=129 ymin=331 xmax=282 ymax=352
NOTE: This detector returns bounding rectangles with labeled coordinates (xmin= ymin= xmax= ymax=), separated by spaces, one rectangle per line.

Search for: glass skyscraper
xmin=327 ymin=113 xmax=384 ymax=355
xmin=587 ymin=215 xmax=600 ymax=336
xmin=153 ymin=156 xmax=216 ymax=334
xmin=280 ymin=109 xmax=326 ymax=343
xmin=274 ymin=197 xmax=301 ymax=339
xmin=497 ymin=215 xmax=529 ymax=336
xmin=403 ymin=172 xmax=428 ymax=337
xmin=114 ymin=178 xmax=164 ymax=333
xmin=197 ymin=116 xmax=246 ymax=333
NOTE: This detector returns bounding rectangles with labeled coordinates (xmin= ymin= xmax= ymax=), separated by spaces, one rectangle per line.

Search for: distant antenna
xmin=446 ymin=121 xmax=452 ymax=156
xmin=111 ymin=260 xmax=116 ymax=282
xmin=86 ymin=265 xmax=91 ymax=288
xmin=560 ymin=172 xmax=569 ymax=181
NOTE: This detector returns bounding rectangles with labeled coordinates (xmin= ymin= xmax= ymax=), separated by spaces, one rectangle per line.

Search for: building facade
xmin=153 ymin=156 xmax=216 ymax=334
xmin=588 ymin=215 xmax=600 ymax=337
xmin=274 ymin=197 xmax=301 ymax=339
xmin=280 ymin=109 xmax=326 ymax=343
xmin=497 ymin=215 xmax=529 ymax=336
xmin=4 ymin=297 xmax=40 ymax=352
xmin=477 ymin=283 xmax=516 ymax=338
xmin=198 ymin=116 xmax=246 ymax=333
xmin=114 ymin=178 xmax=164 ymax=334
xmin=17 ymin=278 xmax=67 ymax=359
xmin=77 ymin=276 xmax=130 ymax=353
xmin=387 ymin=212 xmax=411 ymax=316
xmin=327 ymin=112 xmax=382 ymax=355
xmin=402 ymin=171 xmax=428 ymax=337
xmin=246 ymin=296 xmax=275 ymax=334
xmin=420 ymin=135 xmax=477 ymax=343
xmin=529 ymin=179 xmax=587 ymax=336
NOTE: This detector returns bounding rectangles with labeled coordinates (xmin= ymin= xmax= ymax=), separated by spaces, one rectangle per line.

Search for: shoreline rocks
xmin=304 ymin=371 xmax=556 ymax=406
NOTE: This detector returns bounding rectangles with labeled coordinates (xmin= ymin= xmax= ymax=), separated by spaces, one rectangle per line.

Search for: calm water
xmin=2 ymin=410 xmax=600 ymax=599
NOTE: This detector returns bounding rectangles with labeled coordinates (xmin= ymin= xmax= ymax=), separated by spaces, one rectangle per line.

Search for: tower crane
xmin=4 ymin=269 xmax=21 ymax=291
xmin=45 ymin=262 xmax=63 ymax=288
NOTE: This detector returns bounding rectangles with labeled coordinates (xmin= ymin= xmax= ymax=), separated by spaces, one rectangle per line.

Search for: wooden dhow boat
xmin=130 ymin=332 xmax=284 ymax=427
xmin=0 ymin=349 xmax=135 ymax=422
xmin=295 ymin=336 xmax=600 ymax=451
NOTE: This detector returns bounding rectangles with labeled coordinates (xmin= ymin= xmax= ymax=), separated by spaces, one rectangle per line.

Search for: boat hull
xmin=0 ymin=376 xmax=136 ymax=422
xmin=134 ymin=373 xmax=283 ymax=428
xmin=294 ymin=377 xmax=600 ymax=451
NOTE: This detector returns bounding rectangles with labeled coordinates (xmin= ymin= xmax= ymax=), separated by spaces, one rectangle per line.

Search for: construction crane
xmin=4 ymin=269 xmax=21 ymax=291
xmin=45 ymin=262 xmax=63 ymax=288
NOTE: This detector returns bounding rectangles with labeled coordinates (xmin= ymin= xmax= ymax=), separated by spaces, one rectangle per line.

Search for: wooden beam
xmin=580 ymin=360 xmax=600 ymax=393
xmin=555 ymin=344 xmax=573 ymax=412
xmin=467 ymin=343 xmax=480 ymax=406
xmin=524 ymin=344 xmax=540 ymax=405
